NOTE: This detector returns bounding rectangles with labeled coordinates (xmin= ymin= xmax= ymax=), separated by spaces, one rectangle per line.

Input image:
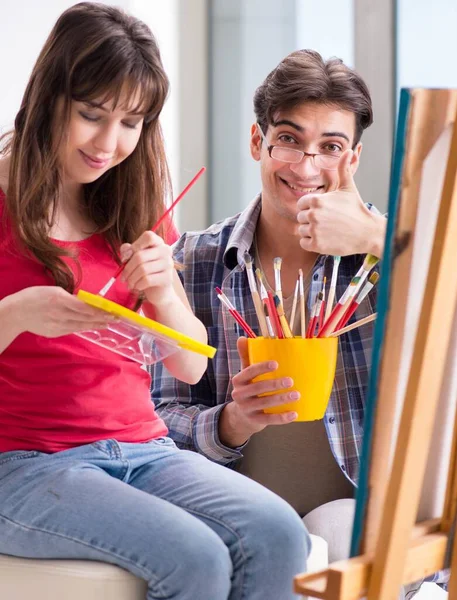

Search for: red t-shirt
xmin=0 ymin=189 xmax=180 ymax=452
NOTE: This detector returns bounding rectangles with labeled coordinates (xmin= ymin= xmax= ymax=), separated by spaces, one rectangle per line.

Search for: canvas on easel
xmin=294 ymin=88 xmax=457 ymax=600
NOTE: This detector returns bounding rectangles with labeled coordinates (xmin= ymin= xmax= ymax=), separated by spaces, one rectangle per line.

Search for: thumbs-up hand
xmin=296 ymin=149 xmax=386 ymax=257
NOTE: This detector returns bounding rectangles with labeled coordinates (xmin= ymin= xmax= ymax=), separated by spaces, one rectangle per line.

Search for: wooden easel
xmin=295 ymin=89 xmax=457 ymax=600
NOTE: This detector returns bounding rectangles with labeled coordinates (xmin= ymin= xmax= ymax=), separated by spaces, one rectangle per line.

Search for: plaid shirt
xmin=151 ymin=195 xmax=377 ymax=485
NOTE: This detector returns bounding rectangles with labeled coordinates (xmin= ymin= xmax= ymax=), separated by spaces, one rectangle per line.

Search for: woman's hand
xmin=12 ymin=286 xmax=115 ymax=338
xmin=120 ymin=231 xmax=176 ymax=308
xmin=120 ymin=231 xmax=209 ymax=385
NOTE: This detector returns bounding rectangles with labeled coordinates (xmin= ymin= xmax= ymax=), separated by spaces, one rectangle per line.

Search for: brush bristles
xmin=256 ymin=268 xmax=267 ymax=286
xmin=273 ymin=257 xmax=282 ymax=269
xmin=244 ymin=251 xmax=253 ymax=269
xmin=273 ymin=294 xmax=284 ymax=316
xmin=363 ymin=253 xmax=379 ymax=270
xmin=369 ymin=271 xmax=379 ymax=285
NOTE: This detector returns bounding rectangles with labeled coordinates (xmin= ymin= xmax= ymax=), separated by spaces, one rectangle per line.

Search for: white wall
xmin=0 ymin=0 xmax=122 ymax=133
xmin=129 ymin=0 xmax=208 ymax=230
xmin=209 ymin=0 xmax=298 ymax=222
xmin=296 ymin=0 xmax=354 ymax=66
xmin=127 ymin=0 xmax=180 ymax=199
xmin=0 ymin=0 xmax=173 ymax=143
xmin=397 ymin=0 xmax=457 ymax=89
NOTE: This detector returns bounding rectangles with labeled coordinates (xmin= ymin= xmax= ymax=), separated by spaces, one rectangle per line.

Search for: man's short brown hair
xmin=254 ymin=49 xmax=373 ymax=145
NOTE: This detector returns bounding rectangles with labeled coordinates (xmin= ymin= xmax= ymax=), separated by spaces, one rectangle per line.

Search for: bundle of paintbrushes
xmin=214 ymin=252 xmax=380 ymax=339
xmin=318 ymin=254 xmax=379 ymax=337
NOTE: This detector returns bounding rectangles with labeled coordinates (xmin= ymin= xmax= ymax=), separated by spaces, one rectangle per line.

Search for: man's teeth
xmin=285 ymin=182 xmax=320 ymax=193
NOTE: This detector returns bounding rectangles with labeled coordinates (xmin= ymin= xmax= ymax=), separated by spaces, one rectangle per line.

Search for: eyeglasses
xmin=257 ymin=123 xmax=341 ymax=171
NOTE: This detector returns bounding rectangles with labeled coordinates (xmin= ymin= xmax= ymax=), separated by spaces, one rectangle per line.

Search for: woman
xmin=0 ymin=3 xmax=309 ymax=599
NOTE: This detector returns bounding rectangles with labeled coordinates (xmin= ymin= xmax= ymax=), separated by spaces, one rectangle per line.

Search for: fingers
xmin=68 ymin=300 xmax=107 ymax=319
xmin=129 ymin=271 xmax=170 ymax=293
xmin=119 ymin=232 xmax=168 ymax=282
xmin=58 ymin=318 xmax=115 ymax=335
xmin=124 ymin=264 xmax=172 ymax=293
xmin=232 ymin=359 xmax=278 ymax=387
xmin=296 ymin=193 xmax=323 ymax=231
xmin=232 ymin=371 xmax=299 ymax=407
xmin=337 ymin=149 xmax=355 ymax=191
xmin=122 ymin=245 xmax=173 ymax=287
xmin=299 ymin=236 xmax=314 ymax=252
xmin=248 ymin=389 xmax=300 ymax=411
xmin=231 ymin=382 xmax=300 ymax=420
xmin=129 ymin=231 xmax=164 ymax=254
xmin=120 ymin=243 xmax=133 ymax=263
xmin=296 ymin=194 xmax=310 ymax=212
xmin=230 ymin=360 xmax=300 ymax=433
xmin=232 ymin=374 xmax=294 ymax=402
xmin=255 ymin=411 xmax=299 ymax=426
xmin=20 ymin=287 xmax=117 ymax=339
xmin=297 ymin=223 xmax=311 ymax=239
xmin=232 ymin=385 xmax=299 ymax=425
xmin=59 ymin=304 xmax=114 ymax=325
xmin=51 ymin=289 xmax=111 ymax=320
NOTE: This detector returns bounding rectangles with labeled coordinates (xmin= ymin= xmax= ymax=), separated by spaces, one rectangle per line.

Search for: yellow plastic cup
xmin=247 ymin=337 xmax=338 ymax=421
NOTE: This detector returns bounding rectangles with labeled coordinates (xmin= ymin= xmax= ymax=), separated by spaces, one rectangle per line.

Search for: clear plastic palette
xmin=76 ymin=318 xmax=181 ymax=365
xmin=75 ymin=290 xmax=216 ymax=365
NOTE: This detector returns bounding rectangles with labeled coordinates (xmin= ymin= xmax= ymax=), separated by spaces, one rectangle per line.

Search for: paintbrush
xmin=330 ymin=312 xmax=377 ymax=337
xmin=319 ymin=254 xmax=379 ymax=337
xmin=98 ymin=166 xmax=206 ymax=297
xmin=244 ymin=252 xmax=269 ymax=337
xmin=289 ymin=277 xmax=300 ymax=335
xmin=215 ymin=287 xmax=256 ymax=338
xmin=317 ymin=277 xmax=327 ymax=334
xmin=267 ymin=289 xmax=284 ymax=338
xmin=273 ymin=257 xmax=283 ymax=304
xmin=325 ymin=256 xmax=340 ymax=323
xmin=336 ymin=271 xmax=380 ymax=330
xmin=255 ymin=269 xmax=275 ymax=337
xmin=273 ymin=294 xmax=293 ymax=338
xmin=306 ymin=291 xmax=323 ymax=338
xmin=299 ymin=268 xmax=306 ymax=338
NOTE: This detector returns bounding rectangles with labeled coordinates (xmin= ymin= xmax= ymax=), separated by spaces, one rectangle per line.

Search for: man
xmin=153 ymin=47 xmax=381 ymax=478
xmin=151 ymin=50 xmax=444 ymax=595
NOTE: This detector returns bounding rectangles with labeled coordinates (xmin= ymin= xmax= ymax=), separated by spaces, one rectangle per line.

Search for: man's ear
xmin=350 ymin=142 xmax=362 ymax=176
xmin=250 ymin=123 xmax=262 ymax=162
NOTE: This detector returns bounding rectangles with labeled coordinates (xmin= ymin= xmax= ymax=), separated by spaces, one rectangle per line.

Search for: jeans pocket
xmin=91 ymin=441 xmax=112 ymax=456
xmin=0 ymin=450 xmax=40 ymax=467
xmin=153 ymin=436 xmax=177 ymax=447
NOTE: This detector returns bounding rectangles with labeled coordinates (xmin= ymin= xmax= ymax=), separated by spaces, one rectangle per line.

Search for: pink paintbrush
xmin=98 ymin=166 xmax=206 ymax=297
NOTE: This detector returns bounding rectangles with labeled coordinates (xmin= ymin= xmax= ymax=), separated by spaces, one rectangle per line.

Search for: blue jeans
xmin=0 ymin=437 xmax=309 ymax=599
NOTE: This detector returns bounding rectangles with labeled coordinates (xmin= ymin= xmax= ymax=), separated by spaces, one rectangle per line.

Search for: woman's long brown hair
xmin=0 ymin=2 xmax=171 ymax=291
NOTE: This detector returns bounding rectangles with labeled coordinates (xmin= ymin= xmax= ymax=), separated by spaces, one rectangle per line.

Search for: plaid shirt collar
xmin=223 ymin=194 xmax=327 ymax=272
xmin=223 ymin=195 xmax=261 ymax=269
